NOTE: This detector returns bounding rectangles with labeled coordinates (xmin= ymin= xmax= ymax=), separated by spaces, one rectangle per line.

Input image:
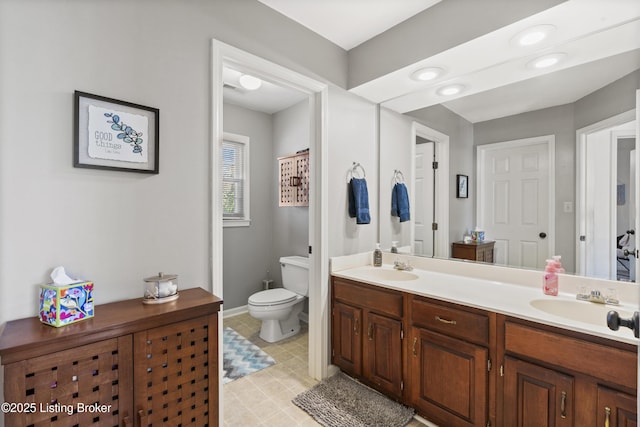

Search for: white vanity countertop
xmin=332 ymin=261 xmax=639 ymax=345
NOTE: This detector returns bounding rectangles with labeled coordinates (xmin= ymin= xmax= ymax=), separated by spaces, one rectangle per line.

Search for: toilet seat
xmin=249 ymin=288 xmax=298 ymax=306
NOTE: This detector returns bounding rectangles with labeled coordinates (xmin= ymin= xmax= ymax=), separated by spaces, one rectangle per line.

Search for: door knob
xmin=539 ymin=232 xmax=547 ymax=239
xmin=607 ymin=310 xmax=639 ymax=338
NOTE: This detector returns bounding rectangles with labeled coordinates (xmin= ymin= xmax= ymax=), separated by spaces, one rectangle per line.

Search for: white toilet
xmin=248 ymin=256 xmax=309 ymax=343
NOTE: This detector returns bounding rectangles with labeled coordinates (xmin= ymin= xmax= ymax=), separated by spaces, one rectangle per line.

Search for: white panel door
xmin=478 ymin=137 xmax=552 ymax=269
xmin=414 ymin=141 xmax=434 ymax=256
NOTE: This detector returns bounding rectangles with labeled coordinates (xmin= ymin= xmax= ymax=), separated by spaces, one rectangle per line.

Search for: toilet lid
xmin=249 ymin=288 xmax=298 ymax=306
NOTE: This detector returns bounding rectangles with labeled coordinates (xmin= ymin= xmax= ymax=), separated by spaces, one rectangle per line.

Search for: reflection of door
xmin=577 ymin=115 xmax=636 ymax=281
xmin=414 ymin=139 xmax=435 ymax=256
xmin=477 ymin=136 xmax=554 ymax=269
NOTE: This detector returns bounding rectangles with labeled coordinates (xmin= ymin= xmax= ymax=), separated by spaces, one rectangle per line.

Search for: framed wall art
xmin=456 ymin=174 xmax=468 ymax=198
xmin=74 ymin=91 xmax=159 ymax=174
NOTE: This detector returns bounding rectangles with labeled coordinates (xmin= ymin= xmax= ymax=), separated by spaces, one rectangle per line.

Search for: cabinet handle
xmin=290 ymin=176 xmax=301 ymax=186
xmin=412 ymin=337 xmax=418 ymax=356
xmin=435 ymin=315 xmax=457 ymax=325
xmin=560 ymin=391 xmax=567 ymax=419
xmin=604 ymin=406 xmax=611 ymax=427
xmin=122 ymin=416 xmax=132 ymax=427
xmin=354 ymin=317 xmax=359 ymax=334
xmin=368 ymin=323 xmax=374 ymax=340
xmin=138 ymin=409 xmax=147 ymax=427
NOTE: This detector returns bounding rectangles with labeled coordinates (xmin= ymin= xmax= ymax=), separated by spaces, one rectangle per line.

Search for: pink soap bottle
xmin=543 ymin=259 xmax=558 ymax=296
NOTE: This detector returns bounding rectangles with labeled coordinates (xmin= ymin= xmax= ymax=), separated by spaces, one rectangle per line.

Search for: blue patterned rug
xmin=223 ymin=327 xmax=276 ymax=384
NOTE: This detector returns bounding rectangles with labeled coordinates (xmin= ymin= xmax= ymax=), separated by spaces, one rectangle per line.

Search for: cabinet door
xmin=4 ymin=337 xmax=133 ymax=427
xmin=364 ymin=312 xmax=403 ymax=398
xmin=597 ymin=386 xmax=637 ymax=427
xmin=503 ymin=356 xmax=574 ymax=427
xmin=332 ymin=302 xmax=362 ymax=376
xmin=134 ymin=314 xmax=217 ymax=427
xmin=409 ymin=327 xmax=488 ymax=427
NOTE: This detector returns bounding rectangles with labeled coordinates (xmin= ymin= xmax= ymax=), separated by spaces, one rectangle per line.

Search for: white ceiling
xmin=223 ymin=67 xmax=307 ymax=114
xmin=229 ymin=0 xmax=640 ymax=122
xmin=257 ymin=0 xmax=441 ymax=50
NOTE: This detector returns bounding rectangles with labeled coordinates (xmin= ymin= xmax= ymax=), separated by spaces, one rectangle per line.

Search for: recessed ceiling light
xmin=411 ymin=67 xmax=444 ymax=81
xmin=527 ymin=53 xmax=567 ymax=69
xmin=238 ymin=74 xmax=262 ymax=90
xmin=437 ymin=84 xmax=465 ymax=96
xmin=512 ymin=24 xmax=556 ymax=47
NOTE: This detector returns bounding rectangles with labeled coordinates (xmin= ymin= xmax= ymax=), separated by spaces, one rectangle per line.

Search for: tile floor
xmin=222 ymin=312 xmax=425 ymax=427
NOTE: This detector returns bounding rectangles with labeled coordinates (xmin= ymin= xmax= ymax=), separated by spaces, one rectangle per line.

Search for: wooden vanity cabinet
xmin=408 ymin=296 xmax=491 ymax=427
xmin=499 ymin=316 xmax=637 ymax=427
xmin=0 ymin=288 xmax=222 ymax=427
xmin=452 ymin=241 xmax=495 ymax=263
xmin=331 ymin=277 xmax=404 ymax=398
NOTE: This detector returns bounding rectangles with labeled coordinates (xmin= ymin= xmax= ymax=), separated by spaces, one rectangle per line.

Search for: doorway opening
xmin=211 ymin=40 xmax=329 ymax=424
xmin=410 ymin=122 xmax=449 ymax=258
xmin=576 ymin=110 xmax=637 ymax=281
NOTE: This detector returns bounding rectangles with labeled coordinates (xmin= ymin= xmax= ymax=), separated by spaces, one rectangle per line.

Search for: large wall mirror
xmin=369 ymin=2 xmax=640 ymax=282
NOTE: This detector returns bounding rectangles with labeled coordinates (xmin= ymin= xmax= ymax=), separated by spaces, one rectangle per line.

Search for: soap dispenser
xmin=373 ymin=243 xmax=382 ymax=267
xmin=542 ymin=259 xmax=558 ymax=296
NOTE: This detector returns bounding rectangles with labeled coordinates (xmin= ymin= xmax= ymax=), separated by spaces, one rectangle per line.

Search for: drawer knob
xmin=435 ymin=316 xmax=457 ymax=325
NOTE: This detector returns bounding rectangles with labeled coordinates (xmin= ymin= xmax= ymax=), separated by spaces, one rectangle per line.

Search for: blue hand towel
xmin=348 ymin=178 xmax=370 ymax=224
xmin=393 ymin=182 xmax=410 ymax=222
xmin=391 ymin=183 xmax=399 ymax=217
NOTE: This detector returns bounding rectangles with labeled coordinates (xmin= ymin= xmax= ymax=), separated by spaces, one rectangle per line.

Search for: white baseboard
xmin=222 ymin=305 xmax=248 ymax=319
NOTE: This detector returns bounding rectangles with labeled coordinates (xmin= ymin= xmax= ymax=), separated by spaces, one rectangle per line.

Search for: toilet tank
xmin=280 ymin=256 xmax=309 ymax=296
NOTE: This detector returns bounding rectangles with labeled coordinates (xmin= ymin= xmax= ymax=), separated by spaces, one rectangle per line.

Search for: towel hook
xmin=393 ymin=169 xmax=405 ymax=184
xmin=347 ymin=162 xmax=366 ymax=182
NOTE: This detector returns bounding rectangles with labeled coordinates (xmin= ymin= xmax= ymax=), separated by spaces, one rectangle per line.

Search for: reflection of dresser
xmin=452 ymin=241 xmax=495 ymax=263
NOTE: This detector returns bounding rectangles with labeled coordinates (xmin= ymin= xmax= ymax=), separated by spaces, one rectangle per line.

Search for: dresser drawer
xmin=411 ymin=297 xmax=489 ymax=346
xmin=332 ymin=277 xmax=403 ymax=319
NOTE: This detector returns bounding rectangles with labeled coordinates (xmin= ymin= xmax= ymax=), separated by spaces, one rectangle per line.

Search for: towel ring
xmin=393 ymin=169 xmax=405 ymax=184
xmin=347 ymin=162 xmax=366 ymax=182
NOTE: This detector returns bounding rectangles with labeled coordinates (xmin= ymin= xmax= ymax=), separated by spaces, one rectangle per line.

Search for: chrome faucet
xmin=576 ymin=288 xmax=619 ymax=305
xmin=393 ymin=259 xmax=413 ymax=271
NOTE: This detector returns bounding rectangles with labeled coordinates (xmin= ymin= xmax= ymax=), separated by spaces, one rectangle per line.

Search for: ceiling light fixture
xmin=238 ymin=74 xmax=262 ymax=90
xmin=437 ymin=84 xmax=465 ymax=96
xmin=511 ymin=24 xmax=556 ymax=47
xmin=527 ymin=53 xmax=567 ymax=69
xmin=411 ymin=67 xmax=444 ymax=81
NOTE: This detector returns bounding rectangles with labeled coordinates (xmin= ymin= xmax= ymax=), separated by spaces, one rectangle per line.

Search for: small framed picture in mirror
xmin=456 ymin=174 xmax=468 ymax=198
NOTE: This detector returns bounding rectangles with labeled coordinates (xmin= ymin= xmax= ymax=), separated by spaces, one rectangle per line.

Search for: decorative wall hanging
xmin=74 ymin=91 xmax=159 ymax=174
xmin=456 ymin=174 xmax=468 ymax=198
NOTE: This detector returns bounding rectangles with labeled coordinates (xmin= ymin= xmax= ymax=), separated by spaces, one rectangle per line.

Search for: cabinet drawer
xmin=504 ymin=320 xmax=637 ymax=390
xmin=333 ymin=278 xmax=403 ymax=318
xmin=411 ymin=297 xmax=488 ymax=346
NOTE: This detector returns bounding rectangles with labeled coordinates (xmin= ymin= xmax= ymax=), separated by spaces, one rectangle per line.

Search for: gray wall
xmin=272 ymin=101 xmax=310 ymax=286
xmin=407 ymin=104 xmax=475 ymax=246
xmin=222 ymin=103 xmax=275 ymax=309
xmin=328 ymin=87 xmax=379 ymax=257
xmin=575 ymin=70 xmax=640 ymax=130
xmin=0 ymin=0 xmax=346 ymax=324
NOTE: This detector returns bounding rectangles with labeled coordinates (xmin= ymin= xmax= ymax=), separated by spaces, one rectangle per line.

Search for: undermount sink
xmin=530 ymin=299 xmax=634 ymax=327
xmin=357 ymin=267 xmax=419 ymax=282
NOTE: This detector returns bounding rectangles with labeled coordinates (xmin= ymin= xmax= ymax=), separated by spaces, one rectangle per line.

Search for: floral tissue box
xmin=39 ymin=281 xmax=94 ymax=327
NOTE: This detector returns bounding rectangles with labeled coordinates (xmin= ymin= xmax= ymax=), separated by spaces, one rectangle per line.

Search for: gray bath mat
xmin=293 ymin=371 xmax=415 ymax=427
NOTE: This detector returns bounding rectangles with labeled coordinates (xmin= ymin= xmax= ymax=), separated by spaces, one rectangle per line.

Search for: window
xmin=222 ymin=132 xmax=250 ymax=227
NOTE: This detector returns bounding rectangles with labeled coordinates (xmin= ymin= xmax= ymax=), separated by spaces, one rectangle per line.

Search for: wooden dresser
xmin=0 ymin=287 xmax=222 ymax=427
xmin=451 ymin=241 xmax=495 ymax=263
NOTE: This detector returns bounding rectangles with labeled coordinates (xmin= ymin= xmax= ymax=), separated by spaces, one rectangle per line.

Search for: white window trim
xmin=222 ymin=132 xmax=250 ymax=228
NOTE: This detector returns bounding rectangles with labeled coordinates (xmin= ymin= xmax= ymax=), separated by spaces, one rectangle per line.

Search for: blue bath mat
xmin=223 ymin=327 xmax=276 ymax=384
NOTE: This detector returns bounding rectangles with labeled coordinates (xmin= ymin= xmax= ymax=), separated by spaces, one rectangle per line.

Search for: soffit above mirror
xmin=349 ymin=1 xmax=640 ymax=121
